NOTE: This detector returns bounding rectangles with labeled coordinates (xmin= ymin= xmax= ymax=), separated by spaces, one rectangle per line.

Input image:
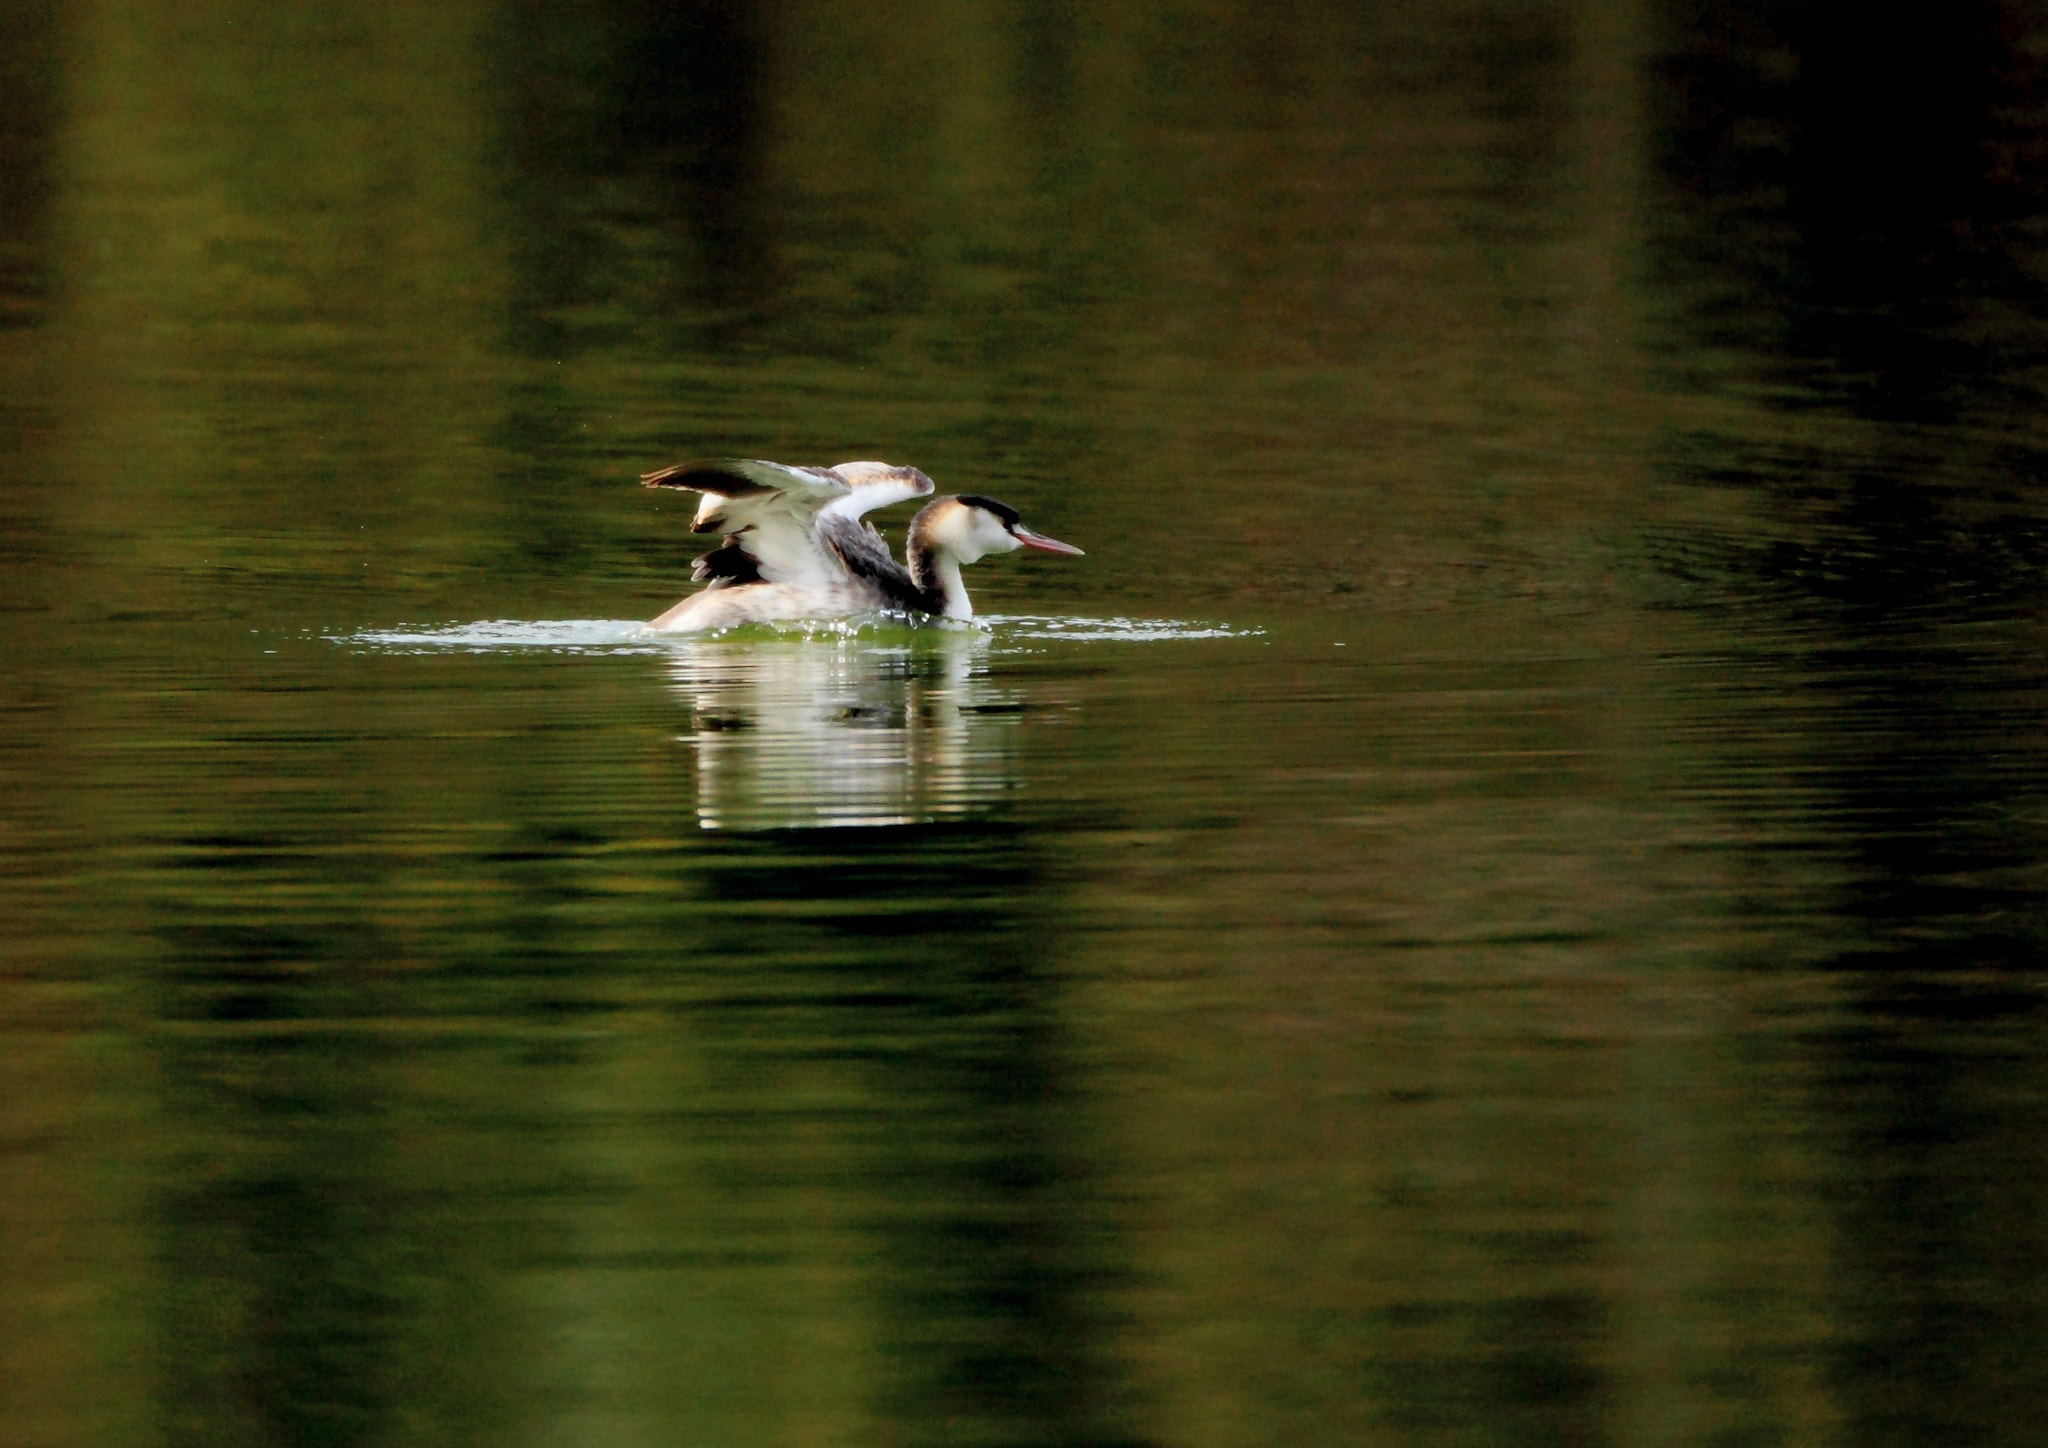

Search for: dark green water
xmin=7 ymin=2 xmax=2048 ymax=1445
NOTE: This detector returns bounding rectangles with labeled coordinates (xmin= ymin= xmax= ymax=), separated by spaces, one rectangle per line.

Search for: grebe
xmin=643 ymin=458 xmax=1083 ymax=632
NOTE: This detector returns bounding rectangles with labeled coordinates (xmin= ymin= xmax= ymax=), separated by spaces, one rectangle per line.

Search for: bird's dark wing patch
xmin=691 ymin=534 xmax=765 ymax=587
xmin=641 ymin=460 xmax=779 ymax=498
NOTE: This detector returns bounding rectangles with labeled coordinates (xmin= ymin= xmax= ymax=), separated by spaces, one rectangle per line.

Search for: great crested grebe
xmin=642 ymin=458 xmax=1084 ymax=632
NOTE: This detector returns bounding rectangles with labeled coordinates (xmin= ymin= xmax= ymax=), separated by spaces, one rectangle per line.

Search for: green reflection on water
xmin=7 ymin=2 xmax=2048 ymax=1447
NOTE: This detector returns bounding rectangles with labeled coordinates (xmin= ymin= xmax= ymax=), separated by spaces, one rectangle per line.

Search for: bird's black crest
xmin=954 ymin=494 xmax=1021 ymax=527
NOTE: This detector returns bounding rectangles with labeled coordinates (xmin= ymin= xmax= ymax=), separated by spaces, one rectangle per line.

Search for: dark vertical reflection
xmin=1655 ymin=0 xmax=2048 ymax=420
xmin=1799 ymin=641 xmax=2048 ymax=1448
xmin=1778 ymin=4 xmax=2048 ymax=420
xmin=0 ymin=0 xmax=59 ymax=329
xmin=1371 ymin=1291 xmax=1607 ymax=1448
xmin=1654 ymin=7 xmax=2048 ymax=1441
xmin=1012 ymin=0 xmax=1080 ymax=177
xmin=492 ymin=0 xmax=770 ymax=360
xmin=0 ymin=0 xmax=60 ymax=624
xmin=144 ymin=855 xmax=510 ymax=1448
xmin=156 ymin=1049 xmax=400 ymax=1448
xmin=1461 ymin=5 xmax=1570 ymax=220
xmin=608 ymin=0 xmax=766 ymax=311
xmin=482 ymin=0 xmax=771 ymax=594
xmin=690 ymin=828 xmax=1148 ymax=1448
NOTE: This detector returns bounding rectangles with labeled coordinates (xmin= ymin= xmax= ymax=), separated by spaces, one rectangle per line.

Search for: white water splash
xmin=341 ymin=619 xmax=669 ymax=654
xmin=341 ymin=613 xmax=1258 ymax=654
xmin=985 ymin=615 xmax=1261 ymax=642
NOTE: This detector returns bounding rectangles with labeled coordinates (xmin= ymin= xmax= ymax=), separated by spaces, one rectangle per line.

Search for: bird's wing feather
xmin=642 ymin=459 xmax=846 ymax=531
xmin=645 ymin=458 xmax=933 ymax=592
xmin=643 ymin=459 xmax=854 ymax=587
xmin=818 ymin=464 xmax=935 ymax=524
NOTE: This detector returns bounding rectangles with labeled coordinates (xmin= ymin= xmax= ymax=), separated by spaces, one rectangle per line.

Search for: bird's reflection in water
xmin=664 ymin=628 xmax=1025 ymax=830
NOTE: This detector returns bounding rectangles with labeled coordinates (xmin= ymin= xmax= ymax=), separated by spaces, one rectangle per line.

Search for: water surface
xmin=6 ymin=3 xmax=2048 ymax=1446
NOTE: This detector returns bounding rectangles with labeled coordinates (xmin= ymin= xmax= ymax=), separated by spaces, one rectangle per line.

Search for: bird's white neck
xmin=928 ymin=554 xmax=973 ymax=619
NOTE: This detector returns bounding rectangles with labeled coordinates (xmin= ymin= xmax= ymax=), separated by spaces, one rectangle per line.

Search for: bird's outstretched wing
xmin=642 ymin=458 xmax=933 ymax=589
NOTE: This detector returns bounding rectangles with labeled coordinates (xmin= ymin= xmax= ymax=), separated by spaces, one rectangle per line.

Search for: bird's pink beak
xmin=1014 ymin=527 xmax=1084 ymax=556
